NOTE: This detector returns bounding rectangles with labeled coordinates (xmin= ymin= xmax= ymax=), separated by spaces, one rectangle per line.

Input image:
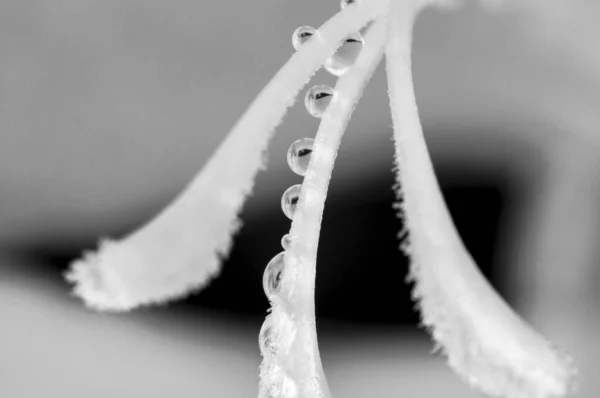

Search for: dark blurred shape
xmin=7 ymin=154 xmax=511 ymax=329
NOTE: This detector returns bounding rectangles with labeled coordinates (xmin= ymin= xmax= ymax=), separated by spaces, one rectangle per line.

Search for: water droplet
xmin=259 ymin=320 xmax=278 ymax=358
xmin=292 ymin=26 xmax=317 ymax=51
xmin=340 ymin=0 xmax=359 ymax=8
xmin=281 ymin=234 xmax=293 ymax=250
xmin=281 ymin=184 xmax=302 ymax=220
xmin=304 ymin=85 xmax=335 ymax=118
xmin=287 ymin=138 xmax=314 ymax=176
xmin=324 ymin=33 xmax=364 ymax=76
xmin=263 ymin=252 xmax=286 ymax=297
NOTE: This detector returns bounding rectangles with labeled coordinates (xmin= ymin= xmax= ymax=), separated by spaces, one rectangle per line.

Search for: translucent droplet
xmin=304 ymin=85 xmax=335 ymax=118
xmin=340 ymin=0 xmax=359 ymax=8
xmin=259 ymin=320 xmax=278 ymax=358
xmin=292 ymin=26 xmax=317 ymax=51
xmin=263 ymin=252 xmax=286 ymax=297
xmin=324 ymin=33 xmax=364 ymax=77
xmin=287 ymin=138 xmax=314 ymax=176
xmin=281 ymin=234 xmax=293 ymax=250
xmin=281 ymin=184 xmax=302 ymax=220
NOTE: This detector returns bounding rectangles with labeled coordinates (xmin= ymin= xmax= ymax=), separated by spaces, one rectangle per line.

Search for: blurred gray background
xmin=0 ymin=1 xmax=599 ymax=397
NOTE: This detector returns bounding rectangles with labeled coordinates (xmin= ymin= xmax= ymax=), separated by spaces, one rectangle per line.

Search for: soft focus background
xmin=1 ymin=1 xmax=599 ymax=397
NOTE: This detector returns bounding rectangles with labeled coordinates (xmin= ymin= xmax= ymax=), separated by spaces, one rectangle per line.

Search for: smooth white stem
xmin=385 ymin=1 xmax=575 ymax=397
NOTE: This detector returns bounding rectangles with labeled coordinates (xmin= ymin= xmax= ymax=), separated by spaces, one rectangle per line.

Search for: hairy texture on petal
xmin=65 ymin=0 xmax=389 ymax=311
xmin=385 ymin=0 xmax=576 ymax=397
xmin=259 ymin=16 xmax=388 ymax=398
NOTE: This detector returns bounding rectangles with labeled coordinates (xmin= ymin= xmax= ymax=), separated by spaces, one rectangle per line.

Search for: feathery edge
xmin=385 ymin=0 xmax=576 ymax=397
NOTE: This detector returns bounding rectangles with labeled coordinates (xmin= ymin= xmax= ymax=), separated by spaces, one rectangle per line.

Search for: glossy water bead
xmin=304 ymin=85 xmax=335 ymax=118
xmin=263 ymin=252 xmax=286 ymax=298
xmin=287 ymin=138 xmax=314 ymax=176
xmin=324 ymin=32 xmax=364 ymax=76
xmin=281 ymin=234 xmax=293 ymax=250
xmin=281 ymin=184 xmax=302 ymax=220
xmin=292 ymin=26 xmax=317 ymax=51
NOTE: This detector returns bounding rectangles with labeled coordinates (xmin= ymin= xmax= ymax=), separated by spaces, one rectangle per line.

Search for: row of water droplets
xmin=259 ymin=1 xmax=364 ymax=397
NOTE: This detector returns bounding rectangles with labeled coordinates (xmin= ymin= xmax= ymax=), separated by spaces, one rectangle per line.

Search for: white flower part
xmin=259 ymin=16 xmax=389 ymax=398
xmin=417 ymin=0 xmax=461 ymax=10
xmin=385 ymin=0 xmax=576 ymax=397
xmin=64 ymin=0 xmax=390 ymax=311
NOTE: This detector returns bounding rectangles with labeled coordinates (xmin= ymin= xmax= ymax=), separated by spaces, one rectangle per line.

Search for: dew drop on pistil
xmin=292 ymin=26 xmax=317 ymax=51
xmin=281 ymin=184 xmax=301 ymax=220
xmin=263 ymin=252 xmax=286 ymax=297
xmin=287 ymin=138 xmax=314 ymax=176
xmin=305 ymin=85 xmax=335 ymax=118
xmin=281 ymin=234 xmax=292 ymax=250
xmin=324 ymin=33 xmax=364 ymax=76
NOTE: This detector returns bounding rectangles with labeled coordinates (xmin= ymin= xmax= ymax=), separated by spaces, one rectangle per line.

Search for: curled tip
xmin=64 ymin=236 xmax=225 ymax=311
xmin=65 ymin=240 xmax=137 ymax=311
